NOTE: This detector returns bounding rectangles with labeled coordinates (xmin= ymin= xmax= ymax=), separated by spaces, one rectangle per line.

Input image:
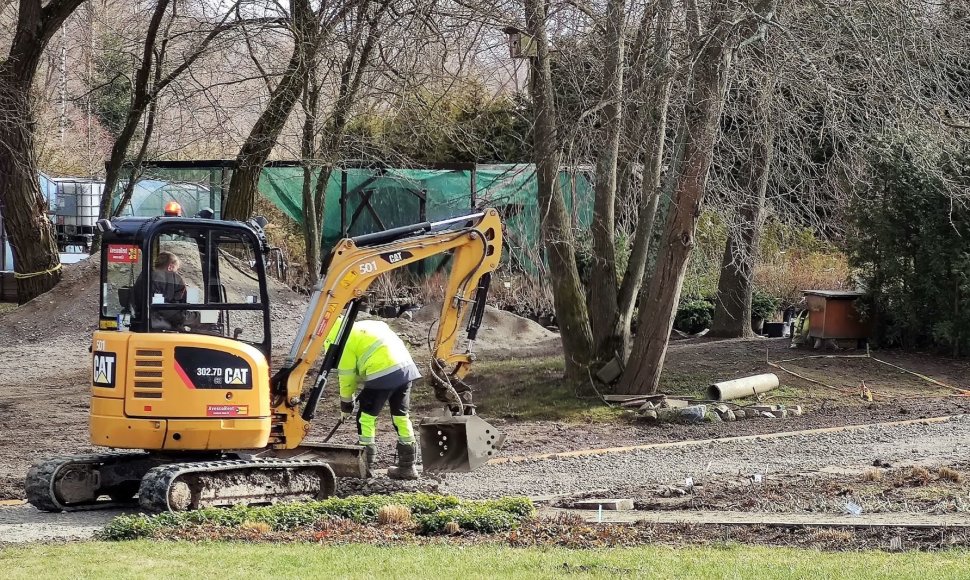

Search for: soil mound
xmin=0 ymin=257 xmax=102 ymax=343
xmin=0 ymin=256 xmax=557 ymax=358
xmin=388 ymin=302 xmax=560 ymax=355
xmin=0 ymin=254 xmax=309 ymax=350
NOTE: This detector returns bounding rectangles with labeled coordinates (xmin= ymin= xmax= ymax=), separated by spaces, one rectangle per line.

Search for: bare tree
xmin=94 ymin=0 xmax=274 ymax=235
xmin=92 ymin=0 xmax=172 ymax=234
xmin=224 ymin=0 xmax=361 ymax=221
xmin=300 ymin=0 xmax=388 ymax=283
xmin=525 ymin=0 xmax=594 ymax=380
xmin=595 ymin=0 xmax=676 ymax=360
xmin=709 ymin=3 xmax=777 ymax=337
xmin=587 ymin=0 xmax=626 ymax=361
xmin=618 ymin=0 xmax=753 ymax=394
xmin=0 ymin=0 xmax=87 ymax=303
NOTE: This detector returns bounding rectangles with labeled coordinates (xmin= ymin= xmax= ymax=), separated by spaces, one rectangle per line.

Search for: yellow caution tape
xmin=13 ymin=263 xmax=63 ymax=280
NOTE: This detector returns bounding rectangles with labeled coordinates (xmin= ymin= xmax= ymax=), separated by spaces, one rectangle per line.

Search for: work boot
xmin=364 ymin=444 xmax=377 ymax=478
xmin=387 ymin=442 xmax=419 ymax=480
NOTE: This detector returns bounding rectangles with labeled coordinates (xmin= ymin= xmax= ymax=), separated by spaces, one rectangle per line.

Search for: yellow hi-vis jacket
xmin=326 ymin=319 xmax=421 ymax=403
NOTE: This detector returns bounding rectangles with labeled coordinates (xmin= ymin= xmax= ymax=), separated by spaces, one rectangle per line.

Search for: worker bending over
xmin=327 ymin=319 xmax=421 ymax=479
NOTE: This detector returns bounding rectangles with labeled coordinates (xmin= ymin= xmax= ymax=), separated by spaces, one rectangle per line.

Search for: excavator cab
xmin=92 ymin=212 xmax=277 ymax=451
xmin=100 ymin=216 xmax=270 ymax=346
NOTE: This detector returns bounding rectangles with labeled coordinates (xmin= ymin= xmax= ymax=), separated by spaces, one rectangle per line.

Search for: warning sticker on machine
xmin=107 ymin=245 xmax=141 ymax=263
xmin=206 ymin=405 xmax=249 ymax=417
xmin=314 ymin=304 xmax=339 ymax=336
xmin=340 ymin=270 xmax=358 ymax=288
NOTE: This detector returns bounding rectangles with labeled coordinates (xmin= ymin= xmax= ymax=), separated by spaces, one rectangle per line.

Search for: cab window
xmin=145 ymin=227 xmax=267 ymax=345
xmin=102 ymin=244 xmax=144 ymax=320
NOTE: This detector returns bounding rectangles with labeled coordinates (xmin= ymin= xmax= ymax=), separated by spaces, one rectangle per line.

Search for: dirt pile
xmin=0 ymin=257 xmax=102 ymax=344
xmin=386 ymin=302 xmax=560 ymax=355
xmin=0 ymin=254 xmax=309 ymax=351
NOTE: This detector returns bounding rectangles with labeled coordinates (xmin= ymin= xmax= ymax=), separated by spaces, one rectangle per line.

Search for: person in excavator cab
xmin=326 ymin=317 xmax=421 ymax=480
xmin=131 ymin=251 xmax=187 ymax=329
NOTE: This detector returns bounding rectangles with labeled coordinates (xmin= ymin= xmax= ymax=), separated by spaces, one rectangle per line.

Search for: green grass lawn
xmin=2 ymin=542 xmax=968 ymax=579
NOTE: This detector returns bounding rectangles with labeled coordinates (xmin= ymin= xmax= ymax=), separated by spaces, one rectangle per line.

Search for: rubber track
xmin=138 ymin=458 xmax=336 ymax=513
xmin=25 ymin=452 xmax=150 ymax=512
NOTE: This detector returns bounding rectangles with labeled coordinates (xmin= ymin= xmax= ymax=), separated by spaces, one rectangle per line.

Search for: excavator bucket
xmin=419 ymin=415 xmax=506 ymax=473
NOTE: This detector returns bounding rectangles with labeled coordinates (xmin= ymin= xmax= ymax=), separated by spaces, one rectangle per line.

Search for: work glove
xmin=340 ymin=400 xmax=354 ymax=420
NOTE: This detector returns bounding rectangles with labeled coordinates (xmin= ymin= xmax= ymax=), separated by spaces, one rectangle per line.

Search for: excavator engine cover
xmin=419 ymin=415 xmax=505 ymax=472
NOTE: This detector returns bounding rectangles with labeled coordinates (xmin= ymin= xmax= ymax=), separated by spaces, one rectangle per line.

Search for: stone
xmin=664 ymin=398 xmax=690 ymax=409
xmin=712 ymin=404 xmax=736 ymax=422
xmin=656 ymin=405 xmax=707 ymax=424
xmin=595 ymin=357 xmax=624 ymax=385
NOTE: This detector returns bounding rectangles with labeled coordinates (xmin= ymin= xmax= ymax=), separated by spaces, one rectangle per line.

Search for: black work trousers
xmin=356 ymin=381 xmax=413 ymax=445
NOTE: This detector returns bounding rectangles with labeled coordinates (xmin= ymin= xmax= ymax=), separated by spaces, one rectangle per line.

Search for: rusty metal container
xmin=803 ymin=290 xmax=870 ymax=340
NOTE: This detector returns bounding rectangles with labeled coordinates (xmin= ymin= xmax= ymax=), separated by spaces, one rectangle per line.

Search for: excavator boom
xmin=269 ymin=209 xmax=505 ymax=471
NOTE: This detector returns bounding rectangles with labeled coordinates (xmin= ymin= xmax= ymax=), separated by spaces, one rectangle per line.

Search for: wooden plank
xmin=619 ymin=399 xmax=651 ymax=408
xmin=604 ymin=394 xmax=666 ymax=403
xmin=540 ymin=507 xmax=970 ymax=529
xmin=572 ymin=499 xmax=634 ymax=511
xmin=603 ymin=395 xmax=643 ymax=402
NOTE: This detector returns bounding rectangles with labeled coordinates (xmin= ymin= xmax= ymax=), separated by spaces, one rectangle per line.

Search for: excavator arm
xmin=269 ymin=209 xmax=503 ymax=450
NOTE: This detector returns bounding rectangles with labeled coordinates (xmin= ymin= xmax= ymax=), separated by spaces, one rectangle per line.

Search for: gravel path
xmin=0 ymin=505 xmax=129 ymax=544
xmin=438 ymin=415 xmax=970 ymax=499
xmin=2 ymin=415 xmax=967 ymax=543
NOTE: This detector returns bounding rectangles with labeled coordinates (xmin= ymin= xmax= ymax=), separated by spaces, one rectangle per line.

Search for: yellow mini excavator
xmin=27 ymin=206 xmax=506 ymax=512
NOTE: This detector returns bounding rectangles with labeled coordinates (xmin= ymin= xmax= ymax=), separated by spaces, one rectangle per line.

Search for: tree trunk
xmin=709 ymin=132 xmax=774 ymax=337
xmin=613 ymin=0 xmax=675 ymax=358
xmin=0 ymin=0 xmax=87 ymax=303
xmin=224 ymin=0 xmax=316 ymax=220
xmin=618 ymin=0 xmax=741 ymax=395
xmin=525 ymin=0 xmax=594 ymax=380
xmin=588 ymin=0 xmax=626 ymax=361
xmin=710 ymin=12 xmax=777 ymax=338
xmin=301 ymin=77 xmax=323 ymax=284
xmin=0 ymin=86 xmax=62 ymax=303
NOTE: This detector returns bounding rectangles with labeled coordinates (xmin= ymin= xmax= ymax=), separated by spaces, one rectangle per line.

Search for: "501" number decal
xmin=359 ymin=261 xmax=378 ymax=274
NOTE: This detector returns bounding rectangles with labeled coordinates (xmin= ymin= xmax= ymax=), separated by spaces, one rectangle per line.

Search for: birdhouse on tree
xmin=502 ymin=26 xmax=537 ymax=59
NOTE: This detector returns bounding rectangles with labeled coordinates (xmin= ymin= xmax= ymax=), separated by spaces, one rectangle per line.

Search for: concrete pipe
xmin=707 ymin=373 xmax=779 ymax=401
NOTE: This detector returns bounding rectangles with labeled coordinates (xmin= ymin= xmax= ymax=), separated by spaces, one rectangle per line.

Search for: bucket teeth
xmin=419 ymin=415 xmax=505 ymax=473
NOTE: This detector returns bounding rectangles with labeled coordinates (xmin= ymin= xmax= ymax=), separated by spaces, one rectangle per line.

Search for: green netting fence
xmin=119 ymin=162 xmax=594 ymax=274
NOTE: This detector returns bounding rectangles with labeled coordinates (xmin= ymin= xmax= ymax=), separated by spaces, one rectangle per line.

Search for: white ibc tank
xmin=53 ymin=179 xmax=104 ymax=229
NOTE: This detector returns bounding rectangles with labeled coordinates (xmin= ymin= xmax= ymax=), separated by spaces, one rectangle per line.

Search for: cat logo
xmin=380 ymin=249 xmax=413 ymax=264
xmin=93 ymin=352 xmax=117 ymax=387
xmin=224 ymin=367 xmax=250 ymax=385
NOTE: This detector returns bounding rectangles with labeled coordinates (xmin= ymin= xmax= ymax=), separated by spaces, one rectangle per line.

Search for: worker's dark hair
xmin=154 ymin=251 xmax=180 ymax=270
